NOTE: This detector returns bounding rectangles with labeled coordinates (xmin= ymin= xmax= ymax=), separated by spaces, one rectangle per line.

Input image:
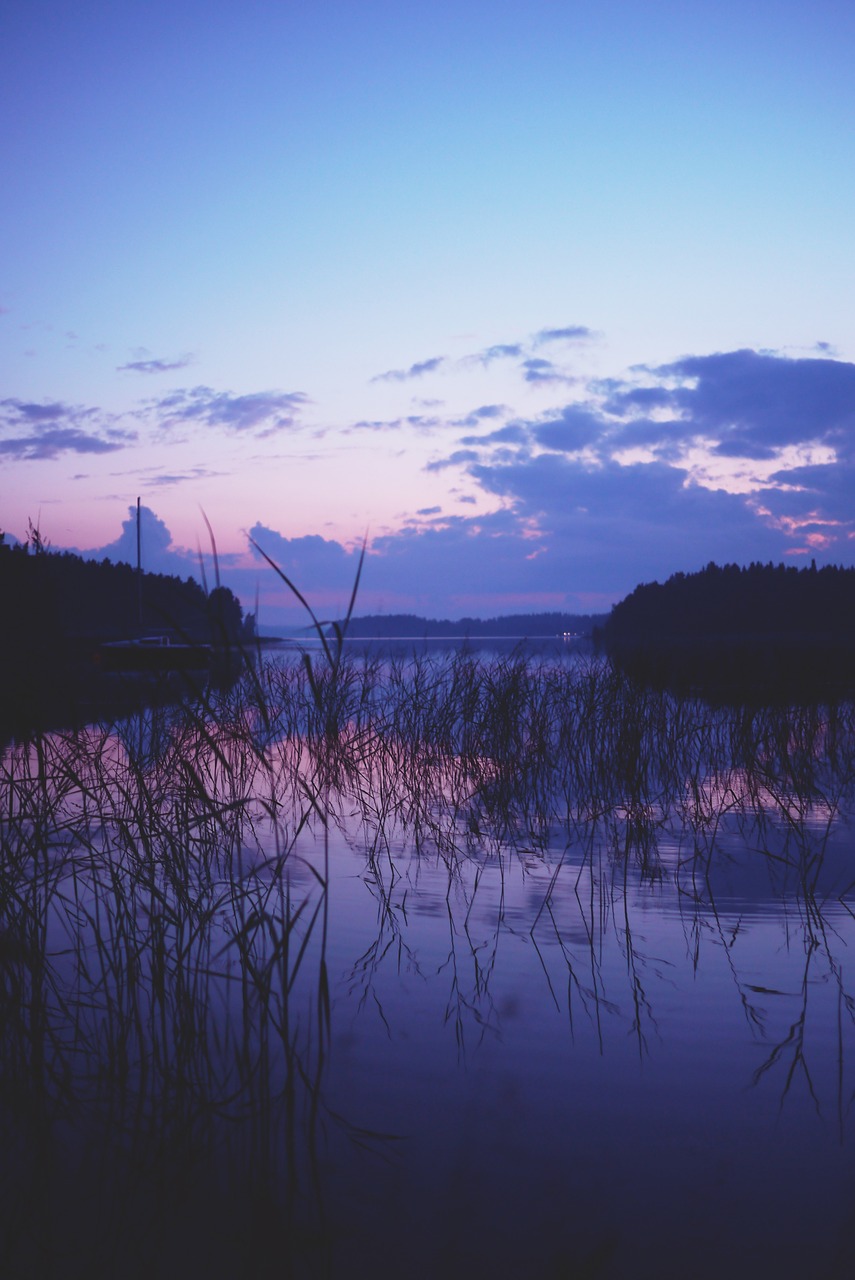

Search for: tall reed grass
xmin=2 ymin=601 xmax=855 ymax=1275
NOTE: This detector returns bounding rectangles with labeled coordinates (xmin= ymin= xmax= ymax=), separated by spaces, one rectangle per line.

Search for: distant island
xmin=603 ymin=560 xmax=855 ymax=697
xmin=328 ymin=611 xmax=607 ymax=639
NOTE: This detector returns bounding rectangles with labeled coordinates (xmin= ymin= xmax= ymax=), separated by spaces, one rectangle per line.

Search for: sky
xmin=2 ymin=0 xmax=854 ymax=626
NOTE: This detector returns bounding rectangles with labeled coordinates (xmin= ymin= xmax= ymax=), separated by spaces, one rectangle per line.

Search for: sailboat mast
xmin=136 ymin=496 xmax=142 ymax=629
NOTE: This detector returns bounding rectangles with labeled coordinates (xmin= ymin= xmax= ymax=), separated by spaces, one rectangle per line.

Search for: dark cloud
xmin=599 ymin=384 xmax=674 ymax=416
xmin=408 ymin=351 xmax=855 ymax=598
xmin=759 ymin=459 xmax=855 ymax=533
xmin=533 ymin=406 xmax=604 ymax=452
xmin=407 ymin=347 xmax=855 ymax=582
xmin=468 ymin=453 xmax=789 ymax=585
xmin=711 ymin=438 xmax=778 ymax=461
xmin=371 ymin=356 xmax=447 ymax=383
xmin=592 ymin=351 xmax=855 ymax=536
xmin=603 ymin=416 xmax=683 ymax=454
xmin=0 ymin=398 xmax=134 ymax=460
xmin=367 ymin=510 xmax=554 ymax=609
xmin=117 ymin=355 xmax=194 ymax=374
xmin=150 ymin=386 xmax=309 ymax=436
xmin=633 ymin=349 xmax=855 ymax=453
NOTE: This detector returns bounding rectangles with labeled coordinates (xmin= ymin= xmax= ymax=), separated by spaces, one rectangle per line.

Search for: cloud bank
xmin=37 ymin=345 xmax=855 ymax=624
xmin=148 ymin=387 xmax=310 ymax=436
xmin=0 ymin=399 xmax=134 ymax=460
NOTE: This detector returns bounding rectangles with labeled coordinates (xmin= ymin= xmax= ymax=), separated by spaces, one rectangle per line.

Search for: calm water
xmin=2 ymin=650 xmax=854 ymax=1278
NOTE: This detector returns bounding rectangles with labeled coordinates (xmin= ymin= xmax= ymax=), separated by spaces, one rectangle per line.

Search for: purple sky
xmin=2 ymin=1 xmax=854 ymax=624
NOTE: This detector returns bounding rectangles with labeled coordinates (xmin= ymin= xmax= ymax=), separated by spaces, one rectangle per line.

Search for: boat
xmin=92 ymin=634 xmax=214 ymax=673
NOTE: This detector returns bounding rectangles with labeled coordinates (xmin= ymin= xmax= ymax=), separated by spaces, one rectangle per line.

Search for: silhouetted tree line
xmin=603 ymin=561 xmax=855 ymax=698
xmin=0 ymin=532 xmax=253 ymax=727
xmin=1 ymin=533 xmax=251 ymax=643
xmin=332 ymin=611 xmax=606 ymax=638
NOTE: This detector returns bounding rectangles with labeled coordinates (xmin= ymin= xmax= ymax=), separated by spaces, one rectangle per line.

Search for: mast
xmin=136 ymin=496 xmax=142 ymax=630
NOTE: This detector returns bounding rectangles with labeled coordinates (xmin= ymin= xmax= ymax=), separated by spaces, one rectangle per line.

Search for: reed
xmin=2 ymin=556 xmax=855 ymax=1274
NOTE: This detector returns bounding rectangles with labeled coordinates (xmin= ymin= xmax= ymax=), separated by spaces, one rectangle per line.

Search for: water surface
xmin=1 ymin=651 xmax=853 ymax=1278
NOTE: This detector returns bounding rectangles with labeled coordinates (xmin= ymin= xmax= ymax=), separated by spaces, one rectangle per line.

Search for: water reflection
xmin=2 ymin=653 xmax=855 ymax=1277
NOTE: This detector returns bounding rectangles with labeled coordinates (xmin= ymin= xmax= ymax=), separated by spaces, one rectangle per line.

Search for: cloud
xmin=467 ymin=453 xmax=789 ymax=584
xmin=88 ymin=504 xmax=196 ymax=577
xmin=18 ymin=340 xmax=855 ymax=624
xmin=0 ymin=398 xmax=135 ymax=460
xmin=118 ymin=355 xmax=194 ymax=374
xmin=142 ymin=467 xmax=224 ymax=488
xmin=371 ymin=356 xmax=448 ymax=383
xmin=752 ymin=459 xmax=855 ymax=535
xmin=149 ymin=386 xmax=309 ymax=436
xmin=533 ymin=325 xmax=596 ymax=345
xmin=467 ymin=403 xmax=505 ymax=420
xmin=0 ymin=429 xmax=128 ymax=460
xmin=533 ymin=406 xmax=604 ymax=452
xmin=469 ymin=328 xmax=595 ymax=368
xmin=2 ymin=399 xmax=76 ymax=423
xmin=453 ymin=403 xmax=509 ymax=428
xmin=235 ymin=483 xmax=790 ymax=621
xmin=425 ymin=448 xmax=482 ymax=472
xmin=385 ymin=328 xmax=597 ymax=386
xmin=460 ymin=330 xmax=596 ymax=385
xmin=520 ymin=358 xmax=575 ymax=386
xmin=460 ymin=423 xmax=528 ymax=447
xmin=711 ymin=438 xmax=778 ymax=461
xmin=420 ymin=347 xmax=855 ymax=587
xmin=609 ymin=349 xmax=855 ymax=454
xmin=246 ymin=525 xmax=368 ymax=618
xmin=470 ymin=343 xmax=524 ymax=365
xmin=350 ymin=413 xmax=441 ymax=433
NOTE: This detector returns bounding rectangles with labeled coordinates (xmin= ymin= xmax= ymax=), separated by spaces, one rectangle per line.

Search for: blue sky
xmin=2 ymin=0 xmax=854 ymax=624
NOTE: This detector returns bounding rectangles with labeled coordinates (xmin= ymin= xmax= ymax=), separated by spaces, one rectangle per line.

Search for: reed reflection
xmin=2 ymin=651 xmax=855 ymax=1275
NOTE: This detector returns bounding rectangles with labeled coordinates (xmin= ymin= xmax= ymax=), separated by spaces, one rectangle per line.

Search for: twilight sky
xmin=2 ymin=0 xmax=854 ymax=625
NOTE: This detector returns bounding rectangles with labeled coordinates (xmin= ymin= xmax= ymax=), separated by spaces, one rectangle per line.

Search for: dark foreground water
xmin=1 ymin=650 xmax=854 ymax=1278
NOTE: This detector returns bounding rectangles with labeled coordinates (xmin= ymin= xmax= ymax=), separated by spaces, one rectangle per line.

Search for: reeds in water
xmin=2 ymin=607 xmax=855 ymax=1275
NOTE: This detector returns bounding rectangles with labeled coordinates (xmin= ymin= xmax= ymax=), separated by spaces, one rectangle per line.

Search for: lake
xmin=1 ymin=646 xmax=854 ymax=1278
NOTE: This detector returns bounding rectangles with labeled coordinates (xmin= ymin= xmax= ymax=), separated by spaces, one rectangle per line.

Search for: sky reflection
xmin=2 ymin=655 xmax=855 ymax=1276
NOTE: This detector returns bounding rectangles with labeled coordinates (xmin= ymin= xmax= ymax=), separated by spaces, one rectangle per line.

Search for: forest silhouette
xmin=0 ymin=531 xmax=251 ymax=728
xmin=603 ymin=560 xmax=855 ymax=697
